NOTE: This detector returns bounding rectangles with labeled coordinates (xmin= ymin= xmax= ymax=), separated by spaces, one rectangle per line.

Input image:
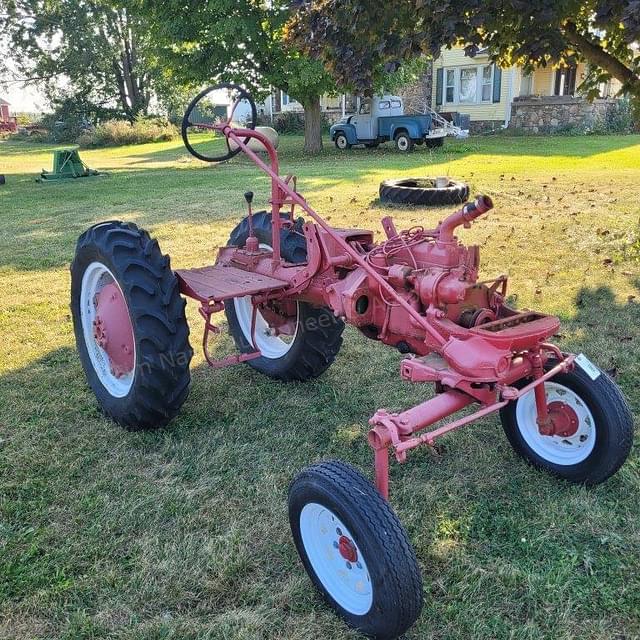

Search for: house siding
xmin=431 ymin=48 xmax=518 ymax=123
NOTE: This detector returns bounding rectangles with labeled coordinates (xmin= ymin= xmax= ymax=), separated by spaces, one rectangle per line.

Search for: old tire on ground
xmin=394 ymin=131 xmax=414 ymax=153
xmin=500 ymin=359 xmax=633 ymax=485
xmin=225 ymin=211 xmax=344 ymax=381
xmin=379 ymin=177 xmax=469 ymax=206
xmin=71 ymin=221 xmax=192 ymax=430
xmin=289 ymin=460 xmax=423 ymax=639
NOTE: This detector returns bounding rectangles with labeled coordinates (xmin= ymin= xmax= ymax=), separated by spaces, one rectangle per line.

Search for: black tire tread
xmin=289 ymin=460 xmax=423 ymax=639
xmin=71 ymin=221 xmax=193 ymax=430
xmin=225 ymin=212 xmax=344 ymax=381
xmin=500 ymin=361 xmax=633 ymax=485
xmin=379 ymin=178 xmax=469 ymax=206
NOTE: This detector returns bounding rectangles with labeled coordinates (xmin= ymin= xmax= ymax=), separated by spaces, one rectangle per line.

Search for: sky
xmin=1 ymin=56 xmax=50 ymax=113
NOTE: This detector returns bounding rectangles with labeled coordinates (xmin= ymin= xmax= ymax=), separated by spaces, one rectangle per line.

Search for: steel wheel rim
xmin=80 ymin=261 xmax=135 ymax=397
xmin=299 ymin=502 xmax=373 ymax=615
xmin=515 ymin=382 xmax=596 ymax=465
xmin=233 ymin=243 xmax=299 ymax=359
xmin=336 ymin=135 xmax=347 ymax=149
xmin=397 ymin=136 xmax=408 ymax=150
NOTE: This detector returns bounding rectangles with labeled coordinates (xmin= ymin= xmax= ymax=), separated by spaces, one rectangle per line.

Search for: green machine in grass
xmin=38 ymin=147 xmax=105 ymax=182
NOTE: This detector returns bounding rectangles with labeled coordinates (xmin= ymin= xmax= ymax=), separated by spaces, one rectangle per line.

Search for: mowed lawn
xmin=1 ymin=133 xmax=639 ymax=640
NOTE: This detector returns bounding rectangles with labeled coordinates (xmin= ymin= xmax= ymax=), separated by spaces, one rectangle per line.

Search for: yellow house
xmin=432 ymin=46 xmax=622 ymax=132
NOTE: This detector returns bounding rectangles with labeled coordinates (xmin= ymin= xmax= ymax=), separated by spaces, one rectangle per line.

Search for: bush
xmin=78 ymin=116 xmax=179 ymax=147
xmin=258 ymin=111 xmax=334 ymax=134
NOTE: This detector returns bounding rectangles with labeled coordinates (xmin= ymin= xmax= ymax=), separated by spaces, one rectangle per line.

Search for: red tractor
xmin=71 ymin=85 xmax=633 ymax=639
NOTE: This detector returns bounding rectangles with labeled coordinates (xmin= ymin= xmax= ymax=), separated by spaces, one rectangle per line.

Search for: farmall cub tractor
xmin=71 ymin=86 xmax=633 ymax=639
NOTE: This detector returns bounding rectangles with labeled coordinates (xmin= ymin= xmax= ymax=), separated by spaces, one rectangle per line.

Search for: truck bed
xmin=377 ymin=114 xmax=431 ymax=137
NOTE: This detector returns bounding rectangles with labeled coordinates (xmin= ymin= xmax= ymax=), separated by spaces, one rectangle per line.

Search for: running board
xmin=175 ymin=264 xmax=289 ymax=304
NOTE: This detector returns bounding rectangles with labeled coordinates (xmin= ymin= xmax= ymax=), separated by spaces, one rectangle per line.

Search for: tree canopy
xmin=142 ymin=0 xmax=337 ymax=153
xmin=287 ymin=0 xmax=640 ymax=105
xmin=0 ymin=0 xmax=176 ymax=120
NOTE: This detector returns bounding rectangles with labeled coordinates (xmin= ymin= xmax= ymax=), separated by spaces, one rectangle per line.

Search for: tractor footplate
xmin=176 ymin=264 xmax=289 ymax=304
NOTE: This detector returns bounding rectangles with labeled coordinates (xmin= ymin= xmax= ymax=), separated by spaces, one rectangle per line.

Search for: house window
xmin=445 ymin=69 xmax=455 ymax=103
xmin=554 ymin=65 xmax=577 ymax=96
xmin=481 ymin=65 xmax=494 ymax=101
xmin=442 ymin=64 xmax=497 ymax=105
xmin=281 ymin=92 xmax=300 ymax=107
xmin=459 ymin=67 xmax=478 ymax=103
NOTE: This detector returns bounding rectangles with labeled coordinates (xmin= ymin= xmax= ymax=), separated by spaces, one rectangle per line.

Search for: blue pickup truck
xmin=330 ymin=95 xmax=447 ymax=152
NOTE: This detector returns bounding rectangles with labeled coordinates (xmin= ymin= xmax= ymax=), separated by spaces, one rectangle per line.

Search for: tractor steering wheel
xmin=181 ymin=83 xmax=257 ymax=163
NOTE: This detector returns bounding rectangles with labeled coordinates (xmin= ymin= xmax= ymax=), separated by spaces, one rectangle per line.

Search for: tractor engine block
xmin=324 ymin=221 xmax=506 ymax=354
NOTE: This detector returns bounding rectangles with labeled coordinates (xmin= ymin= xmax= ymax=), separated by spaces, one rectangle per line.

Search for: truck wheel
xmin=334 ymin=133 xmax=351 ymax=150
xmin=379 ymin=177 xmax=469 ymax=206
xmin=394 ymin=132 xmax=414 ymax=152
xmin=225 ymin=212 xmax=344 ymax=381
xmin=425 ymin=136 xmax=444 ymax=148
xmin=71 ymin=221 xmax=192 ymax=430
xmin=500 ymin=359 xmax=633 ymax=485
xmin=289 ymin=460 xmax=423 ymax=639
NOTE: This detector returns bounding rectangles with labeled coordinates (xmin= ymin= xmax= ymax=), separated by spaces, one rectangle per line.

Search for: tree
xmin=287 ymin=0 xmax=640 ymax=107
xmin=0 ymin=0 xmax=169 ymax=120
xmin=141 ymin=0 xmax=337 ymax=153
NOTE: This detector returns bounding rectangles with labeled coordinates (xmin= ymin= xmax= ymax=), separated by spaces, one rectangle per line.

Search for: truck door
xmin=351 ymin=99 xmax=374 ymax=140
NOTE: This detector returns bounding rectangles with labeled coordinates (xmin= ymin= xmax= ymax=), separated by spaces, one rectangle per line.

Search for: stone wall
xmin=508 ymin=96 xmax=619 ymax=133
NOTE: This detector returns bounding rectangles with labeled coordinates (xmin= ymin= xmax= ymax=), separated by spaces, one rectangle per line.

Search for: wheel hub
xmin=544 ymin=401 xmax=580 ymax=437
xmin=92 ymin=282 xmax=134 ymax=378
xmin=337 ymin=535 xmax=358 ymax=563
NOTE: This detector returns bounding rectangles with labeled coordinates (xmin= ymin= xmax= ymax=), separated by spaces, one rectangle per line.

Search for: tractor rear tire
xmin=71 ymin=221 xmax=192 ymax=430
xmin=379 ymin=177 xmax=469 ymax=206
xmin=289 ymin=460 xmax=423 ymax=639
xmin=225 ymin=211 xmax=344 ymax=381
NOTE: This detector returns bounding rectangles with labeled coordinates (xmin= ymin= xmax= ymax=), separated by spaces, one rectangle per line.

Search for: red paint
xmin=0 ymin=101 xmax=17 ymax=132
xmin=176 ymin=102 xmax=575 ymax=499
xmin=547 ymin=401 xmax=580 ymax=437
xmin=93 ymin=283 xmax=134 ymax=377
xmin=338 ymin=536 xmax=358 ymax=563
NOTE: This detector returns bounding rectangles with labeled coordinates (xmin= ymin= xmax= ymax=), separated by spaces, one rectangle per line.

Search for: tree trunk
xmin=564 ymin=21 xmax=640 ymax=99
xmin=302 ymin=95 xmax=323 ymax=154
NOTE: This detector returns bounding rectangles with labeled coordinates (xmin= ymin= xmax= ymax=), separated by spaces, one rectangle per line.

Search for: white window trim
xmin=442 ymin=64 xmax=497 ymax=106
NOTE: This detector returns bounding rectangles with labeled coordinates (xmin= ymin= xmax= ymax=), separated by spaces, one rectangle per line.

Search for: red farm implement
xmin=71 ymin=85 xmax=633 ymax=639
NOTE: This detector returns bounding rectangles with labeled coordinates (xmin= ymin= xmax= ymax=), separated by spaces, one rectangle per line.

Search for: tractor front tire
xmin=289 ymin=460 xmax=423 ymax=639
xmin=71 ymin=221 xmax=192 ymax=430
xmin=225 ymin=212 xmax=344 ymax=381
xmin=500 ymin=359 xmax=633 ymax=485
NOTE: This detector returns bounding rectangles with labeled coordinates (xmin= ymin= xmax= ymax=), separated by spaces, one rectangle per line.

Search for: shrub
xmin=79 ymin=116 xmax=179 ymax=147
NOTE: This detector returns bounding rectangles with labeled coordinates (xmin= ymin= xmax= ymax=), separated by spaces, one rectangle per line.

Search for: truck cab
xmin=330 ymin=95 xmax=446 ymax=152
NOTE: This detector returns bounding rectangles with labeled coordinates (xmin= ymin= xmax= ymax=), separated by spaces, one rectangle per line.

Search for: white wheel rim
xmin=299 ymin=502 xmax=373 ymax=615
xmin=233 ymin=243 xmax=299 ymax=359
xmin=337 ymin=135 xmax=347 ymax=149
xmin=515 ymin=382 xmax=596 ymax=465
xmin=80 ymin=261 xmax=135 ymax=397
xmin=397 ymin=136 xmax=408 ymax=150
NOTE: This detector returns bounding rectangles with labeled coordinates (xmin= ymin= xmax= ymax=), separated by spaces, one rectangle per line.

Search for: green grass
xmin=1 ymin=134 xmax=639 ymax=640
